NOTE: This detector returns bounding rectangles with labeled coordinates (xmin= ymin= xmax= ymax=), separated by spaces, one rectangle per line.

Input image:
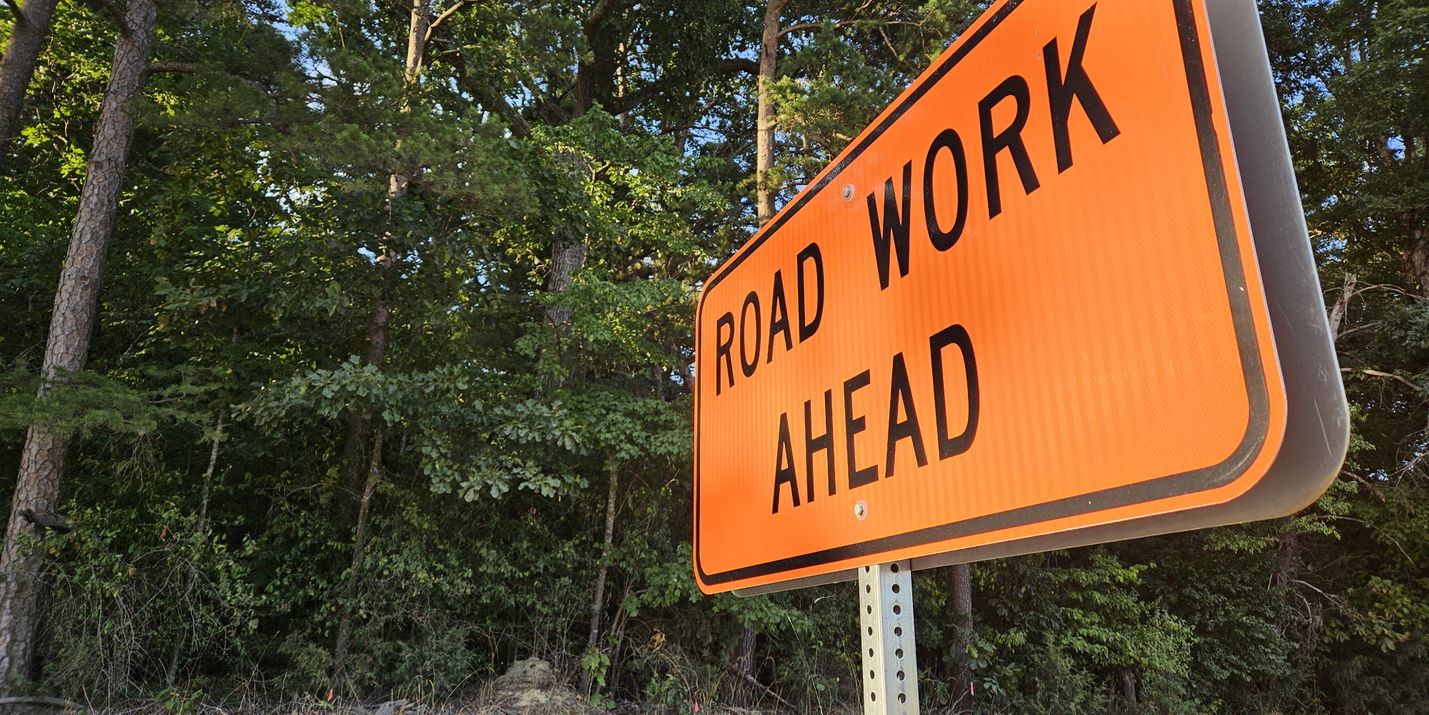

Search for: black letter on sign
xmin=739 ymin=290 xmax=761 ymax=378
xmin=772 ymin=413 xmax=800 ymax=513
xmin=885 ymin=353 xmax=929 ymax=478
xmin=930 ymin=324 xmax=980 ymax=459
xmin=979 ymin=75 xmax=1041 ymax=218
xmin=797 ymin=242 xmax=825 ymax=341
xmin=924 ymin=129 xmax=970 ymax=252
xmin=1044 ymin=4 xmax=1121 ymax=173
xmin=767 ymin=270 xmax=793 ymax=363
xmin=844 ymin=370 xmax=879 ymax=489
xmin=715 ymin=311 xmax=735 ymax=395
xmin=866 ymin=161 xmax=914 ymax=289
xmin=805 ymin=390 xmax=836 ymax=501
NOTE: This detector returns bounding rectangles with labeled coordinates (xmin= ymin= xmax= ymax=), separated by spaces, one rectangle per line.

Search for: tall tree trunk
xmin=336 ymin=0 xmax=428 ymax=511
xmin=740 ymin=10 xmax=790 ymax=676
xmin=0 ymin=0 xmax=59 ymax=154
xmin=0 ymin=0 xmax=156 ymax=687
xmin=582 ymin=461 xmax=619 ymax=696
xmin=951 ymin=562 xmax=974 ymax=710
xmin=755 ymin=0 xmax=787 ymax=225
xmin=329 ymin=1 xmax=428 ymax=690
xmin=1120 ymin=669 xmax=1138 ymax=711
xmin=333 ymin=426 xmax=383 ymax=692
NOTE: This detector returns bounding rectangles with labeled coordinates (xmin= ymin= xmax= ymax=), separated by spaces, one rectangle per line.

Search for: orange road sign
xmin=693 ymin=0 xmax=1348 ymax=594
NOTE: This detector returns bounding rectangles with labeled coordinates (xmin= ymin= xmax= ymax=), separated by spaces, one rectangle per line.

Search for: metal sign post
xmin=858 ymin=561 xmax=918 ymax=713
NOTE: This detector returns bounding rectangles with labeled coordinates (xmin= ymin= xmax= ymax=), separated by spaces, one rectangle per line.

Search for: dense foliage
xmin=0 ymin=0 xmax=1425 ymax=712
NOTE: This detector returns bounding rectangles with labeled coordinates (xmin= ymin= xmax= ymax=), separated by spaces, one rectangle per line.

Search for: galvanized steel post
xmin=858 ymin=561 xmax=919 ymax=714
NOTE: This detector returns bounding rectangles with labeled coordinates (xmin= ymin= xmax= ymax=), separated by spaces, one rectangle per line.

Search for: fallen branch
xmin=0 ymin=696 xmax=85 ymax=710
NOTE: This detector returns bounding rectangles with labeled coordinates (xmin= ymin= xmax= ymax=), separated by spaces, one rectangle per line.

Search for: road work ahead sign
xmin=694 ymin=0 xmax=1347 ymax=595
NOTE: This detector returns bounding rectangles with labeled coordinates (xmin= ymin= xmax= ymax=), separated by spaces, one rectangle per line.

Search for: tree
xmin=755 ymin=0 xmax=788 ymax=224
xmin=0 ymin=0 xmax=157 ymax=687
xmin=0 ymin=0 xmax=59 ymax=153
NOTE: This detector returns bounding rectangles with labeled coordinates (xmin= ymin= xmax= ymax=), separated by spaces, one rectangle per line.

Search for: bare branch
xmin=1354 ymin=368 xmax=1424 ymax=392
xmin=1340 ymin=470 xmax=1386 ymax=502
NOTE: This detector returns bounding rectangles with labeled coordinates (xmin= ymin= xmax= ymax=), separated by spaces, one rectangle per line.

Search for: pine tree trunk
xmin=0 ymin=0 xmax=59 ymax=153
xmin=755 ymin=0 xmax=787 ymax=225
xmin=329 ymin=2 xmax=428 ymax=691
xmin=336 ymin=0 xmax=426 ymax=511
xmin=740 ymin=16 xmax=789 ymax=680
xmin=0 ymin=0 xmax=156 ymax=687
xmin=582 ymin=461 xmax=619 ymax=696
xmin=951 ymin=562 xmax=974 ymax=710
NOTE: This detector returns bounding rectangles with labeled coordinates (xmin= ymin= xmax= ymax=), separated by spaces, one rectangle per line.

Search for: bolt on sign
xmin=694 ymin=0 xmax=1348 ymax=595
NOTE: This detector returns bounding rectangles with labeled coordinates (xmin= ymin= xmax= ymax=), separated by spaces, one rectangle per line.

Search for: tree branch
xmin=422 ymin=0 xmax=472 ymax=50
xmin=0 ymin=697 xmax=82 ymax=710
xmin=607 ymin=57 xmax=759 ymax=115
xmin=779 ymin=18 xmax=920 ymax=38
xmin=584 ymin=0 xmax=621 ymax=33
xmin=83 ymin=0 xmax=131 ymax=37
xmin=1353 ymin=368 xmax=1424 ymax=392
xmin=4 ymin=0 xmax=24 ymax=23
xmin=149 ymin=61 xmax=197 ymax=74
xmin=1340 ymin=470 xmax=1386 ymax=502
xmin=779 ymin=21 xmax=848 ymax=37
xmin=20 ymin=508 xmax=70 ymax=532
xmin=715 ymin=57 xmax=759 ymax=75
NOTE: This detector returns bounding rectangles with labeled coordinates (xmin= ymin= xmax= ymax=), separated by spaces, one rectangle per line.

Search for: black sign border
xmin=694 ymin=0 xmax=1273 ymax=587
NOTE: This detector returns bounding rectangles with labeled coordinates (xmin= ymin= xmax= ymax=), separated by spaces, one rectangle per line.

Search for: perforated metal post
xmin=858 ymin=560 xmax=919 ymax=714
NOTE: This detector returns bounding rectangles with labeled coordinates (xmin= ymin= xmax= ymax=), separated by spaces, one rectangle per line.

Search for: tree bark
xmin=951 ymin=562 xmax=974 ymax=710
xmin=0 ymin=0 xmax=59 ymax=154
xmin=582 ymin=461 xmax=619 ymax=696
xmin=0 ymin=0 xmax=157 ymax=687
xmin=1405 ymin=227 xmax=1429 ymax=299
xmin=573 ymin=0 xmax=620 ymax=117
xmin=755 ymin=0 xmax=788 ymax=225
xmin=1120 ymin=669 xmax=1138 ymax=711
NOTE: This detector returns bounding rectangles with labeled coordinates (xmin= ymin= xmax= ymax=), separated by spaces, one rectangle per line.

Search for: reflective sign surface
xmin=694 ymin=0 xmax=1342 ymax=594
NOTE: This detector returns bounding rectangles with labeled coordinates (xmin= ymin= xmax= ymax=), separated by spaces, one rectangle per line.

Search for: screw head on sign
xmin=842 ymin=184 xmax=855 ymax=202
xmin=854 ymin=500 xmax=867 ymax=520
